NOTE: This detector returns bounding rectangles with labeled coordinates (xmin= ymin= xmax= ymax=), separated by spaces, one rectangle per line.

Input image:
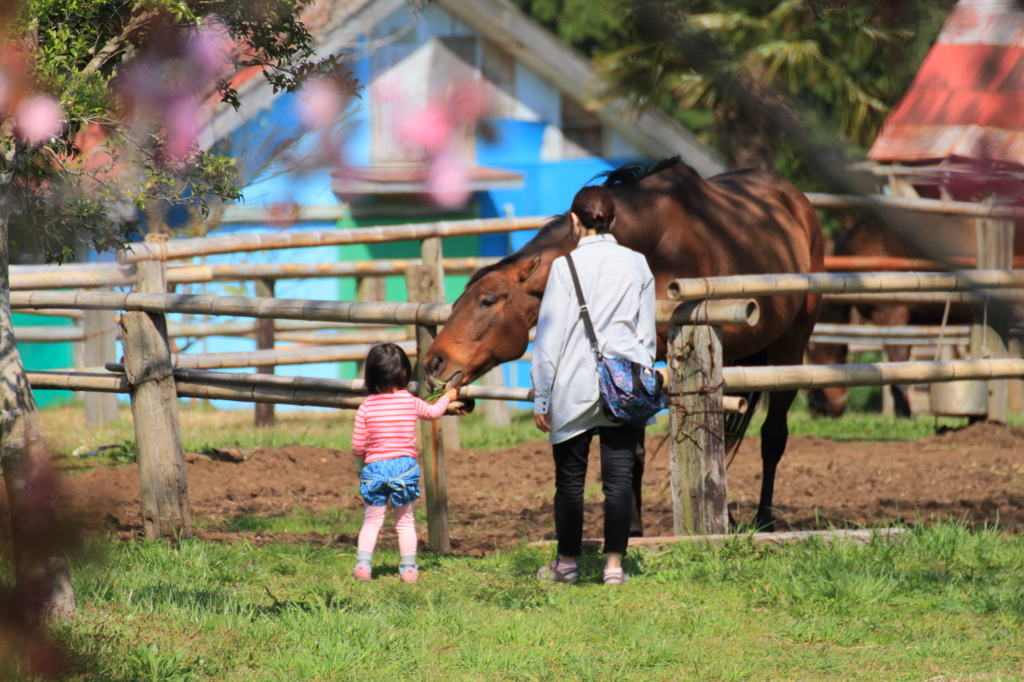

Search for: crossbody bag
xmin=564 ymin=253 xmax=663 ymax=427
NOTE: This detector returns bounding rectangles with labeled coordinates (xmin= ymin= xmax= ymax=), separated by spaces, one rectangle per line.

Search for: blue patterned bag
xmin=566 ymin=255 xmax=664 ymax=427
xmin=596 ymin=355 xmax=664 ymax=426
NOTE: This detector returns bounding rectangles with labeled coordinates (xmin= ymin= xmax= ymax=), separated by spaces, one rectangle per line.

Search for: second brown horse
xmin=423 ymin=157 xmax=825 ymax=530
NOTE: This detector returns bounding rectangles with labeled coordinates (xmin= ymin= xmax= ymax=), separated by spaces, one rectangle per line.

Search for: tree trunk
xmin=0 ymin=181 xmax=76 ymax=618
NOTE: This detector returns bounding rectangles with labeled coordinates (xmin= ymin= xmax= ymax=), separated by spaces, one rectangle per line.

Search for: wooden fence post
xmin=407 ymin=236 xmax=450 ymax=552
xmin=254 ymin=278 xmax=275 ymax=427
xmin=972 ymin=214 xmax=1014 ymax=423
xmin=83 ymin=306 xmax=119 ymax=425
xmin=667 ymin=323 xmax=729 ymax=536
xmin=480 ymin=367 xmax=511 ymax=426
xmin=121 ymin=259 xmax=191 ymax=539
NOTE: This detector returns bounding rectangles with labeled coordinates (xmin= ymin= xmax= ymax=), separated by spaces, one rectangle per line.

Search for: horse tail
xmin=724 ymin=349 xmax=768 ymax=462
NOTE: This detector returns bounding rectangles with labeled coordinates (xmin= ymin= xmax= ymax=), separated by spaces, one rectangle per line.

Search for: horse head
xmin=422 ymin=251 xmax=550 ymax=394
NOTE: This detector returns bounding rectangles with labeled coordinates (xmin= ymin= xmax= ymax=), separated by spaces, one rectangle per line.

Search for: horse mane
xmin=595 ymin=155 xmax=682 ymax=187
xmin=465 ymin=213 xmax=569 ymax=287
xmin=464 ymin=157 xmax=683 ymax=288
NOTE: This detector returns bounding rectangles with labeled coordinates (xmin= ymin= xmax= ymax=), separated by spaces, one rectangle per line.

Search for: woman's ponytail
xmin=570 ymin=186 xmax=615 ymax=234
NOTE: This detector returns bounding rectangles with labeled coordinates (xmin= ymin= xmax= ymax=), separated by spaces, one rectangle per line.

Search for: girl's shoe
xmin=537 ymin=560 xmax=579 ymax=584
xmin=603 ymin=568 xmax=629 ymax=586
xmin=399 ymin=565 xmax=419 ymax=584
xmin=353 ymin=563 xmax=372 ymax=581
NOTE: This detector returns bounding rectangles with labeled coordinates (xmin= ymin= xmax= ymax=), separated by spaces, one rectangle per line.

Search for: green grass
xmin=12 ymin=523 xmax=1024 ymax=681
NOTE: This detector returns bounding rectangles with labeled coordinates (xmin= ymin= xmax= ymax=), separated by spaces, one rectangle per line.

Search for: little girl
xmin=351 ymin=343 xmax=457 ymax=583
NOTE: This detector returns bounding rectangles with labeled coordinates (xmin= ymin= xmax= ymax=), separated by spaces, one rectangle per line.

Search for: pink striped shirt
xmin=351 ymin=390 xmax=451 ymax=464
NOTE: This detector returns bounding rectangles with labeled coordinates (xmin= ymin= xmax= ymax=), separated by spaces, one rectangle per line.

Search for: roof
xmin=869 ymin=0 xmax=1024 ymax=166
xmin=195 ymin=0 xmax=727 ymax=177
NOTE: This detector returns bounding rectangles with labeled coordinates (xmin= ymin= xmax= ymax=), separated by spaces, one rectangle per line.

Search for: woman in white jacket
xmin=532 ymin=185 xmax=656 ymax=586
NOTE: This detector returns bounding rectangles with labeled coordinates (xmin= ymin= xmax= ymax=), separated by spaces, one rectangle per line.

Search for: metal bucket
xmin=929 ymin=345 xmax=987 ymax=417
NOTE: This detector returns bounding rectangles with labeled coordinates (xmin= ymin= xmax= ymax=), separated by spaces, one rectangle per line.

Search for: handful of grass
xmin=426 ymin=382 xmax=448 ymax=403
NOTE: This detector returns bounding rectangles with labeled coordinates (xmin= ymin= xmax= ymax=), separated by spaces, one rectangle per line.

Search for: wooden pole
xmin=409 ymin=237 xmax=451 ymax=553
xmin=721 ymin=358 xmax=1024 ymax=392
xmin=170 ymin=341 xmax=418 ymax=370
xmin=805 ymin=192 xmax=1024 ymax=218
xmin=480 ymin=367 xmax=511 ymax=426
xmin=972 ymin=215 xmax=1014 ymax=424
xmin=254 ymin=279 xmax=275 ymax=427
xmin=667 ymin=324 xmax=729 ymax=536
xmin=12 ymin=326 xmax=85 ymax=342
xmin=825 ymin=291 xmax=1024 ymax=305
xmin=10 ymin=291 xmax=759 ymax=327
xmin=117 ymin=216 xmax=548 ymax=264
xmin=82 ymin=307 xmax=118 ymax=426
xmin=121 ymin=259 xmax=191 ymax=539
xmin=667 ymin=270 xmax=1024 ymax=301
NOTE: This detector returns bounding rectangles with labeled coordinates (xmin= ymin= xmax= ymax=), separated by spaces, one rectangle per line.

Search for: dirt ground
xmin=45 ymin=422 xmax=1024 ymax=554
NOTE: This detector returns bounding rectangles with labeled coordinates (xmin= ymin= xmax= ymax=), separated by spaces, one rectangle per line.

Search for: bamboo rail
xmin=667 ymin=270 xmax=1024 ymax=301
xmin=273 ymin=329 xmax=408 ymax=345
xmin=10 ymin=291 xmax=453 ymax=325
xmin=170 ymin=341 xmax=418 ymax=370
xmin=15 ymin=255 xmax=1024 ymax=291
xmin=810 ymin=336 xmax=962 ymax=347
xmin=823 ymin=292 xmax=1024 ymax=305
xmin=805 ymin=193 xmax=1024 ymax=219
xmin=722 ymin=358 xmax=1024 ymax=392
xmin=116 ymin=217 xmax=550 ymax=264
xmin=12 ymin=308 xmax=84 ymax=319
xmin=824 ymin=256 xmax=1024 ymax=272
xmin=52 ymin=364 xmax=750 ymax=414
xmin=13 ymin=326 xmax=85 ymax=342
xmin=813 ymin=324 xmax=972 ymax=338
xmin=10 ymin=291 xmax=761 ymax=328
xmin=166 ymin=320 xmax=392 ymax=338
xmin=8 ymin=258 xmax=504 ymax=290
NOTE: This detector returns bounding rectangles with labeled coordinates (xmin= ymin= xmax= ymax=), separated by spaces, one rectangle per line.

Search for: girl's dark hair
xmin=364 ymin=343 xmax=412 ymax=394
xmin=570 ymin=186 xmax=615 ymax=234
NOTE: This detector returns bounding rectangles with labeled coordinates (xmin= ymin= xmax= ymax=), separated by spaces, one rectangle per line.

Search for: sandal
xmin=537 ymin=560 xmax=579 ymax=584
xmin=603 ymin=569 xmax=629 ymax=586
xmin=353 ymin=563 xmax=372 ymax=581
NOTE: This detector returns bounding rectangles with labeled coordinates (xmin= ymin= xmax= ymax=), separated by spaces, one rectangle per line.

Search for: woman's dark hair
xmin=364 ymin=343 xmax=412 ymax=394
xmin=570 ymin=186 xmax=615 ymax=234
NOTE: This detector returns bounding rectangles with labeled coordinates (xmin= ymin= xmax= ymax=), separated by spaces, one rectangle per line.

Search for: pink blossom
xmin=0 ymin=73 xmax=9 ymax=110
xmin=298 ymin=78 xmax=344 ymax=128
xmin=188 ymin=21 xmax=232 ymax=80
xmin=164 ymin=97 xmax=199 ymax=159
xmin=398 ymin=105 xmax=453 ymax=155
xmin=427 ymin=151 xmax=470 ymax=208
xmin=15 ymin=95 xmax=65 ymax=144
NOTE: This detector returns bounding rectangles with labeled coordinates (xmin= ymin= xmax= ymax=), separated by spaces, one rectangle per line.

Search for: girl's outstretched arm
xmin=415 ymin=392 xmax=452 ymax=420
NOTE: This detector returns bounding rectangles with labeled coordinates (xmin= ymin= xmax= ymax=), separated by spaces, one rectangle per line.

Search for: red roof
xmin=869 ymin=0 xmax=1024 ymax=166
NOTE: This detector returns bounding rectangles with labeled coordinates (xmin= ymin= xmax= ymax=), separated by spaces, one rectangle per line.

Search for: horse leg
xmin=756 ymin=298 xmax=819 ymax=532
xmin=885 ymin=344 xmax=913 ymax=417
xmin=872 ymin=307 xmax=913 ymax=417
xmin=630 ymin=426 xmax=646 ymax=536
xmin=755 ymin=389 xmax=797 ymax=531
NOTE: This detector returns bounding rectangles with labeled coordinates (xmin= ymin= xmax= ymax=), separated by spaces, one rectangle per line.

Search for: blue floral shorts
xmin=359 ymin=456 xmax=420 ymax=507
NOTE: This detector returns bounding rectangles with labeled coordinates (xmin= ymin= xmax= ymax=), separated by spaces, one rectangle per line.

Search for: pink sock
xmin=357 ymin=505 xmax=387 ymax=554
xmin=394 ymin=503 xmax=418 ymax=557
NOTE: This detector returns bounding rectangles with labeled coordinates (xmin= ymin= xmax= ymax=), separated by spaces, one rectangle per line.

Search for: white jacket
xmin=532 ymin=234 xmax=656 ymax=444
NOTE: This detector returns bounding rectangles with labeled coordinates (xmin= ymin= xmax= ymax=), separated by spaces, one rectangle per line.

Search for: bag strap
xmin=565 ymin=254 xmax=602 ymax=360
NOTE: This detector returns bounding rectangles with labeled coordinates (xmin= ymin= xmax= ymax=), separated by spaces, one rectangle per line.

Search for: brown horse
xmin=423 ymin=157 xmax=825 ymax=530
xmin=807 ymin=218 xmax=988 ymax=417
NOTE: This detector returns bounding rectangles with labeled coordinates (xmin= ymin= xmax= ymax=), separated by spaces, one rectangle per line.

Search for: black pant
xmin=551 ymin=425 xmax=642 ymax=557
